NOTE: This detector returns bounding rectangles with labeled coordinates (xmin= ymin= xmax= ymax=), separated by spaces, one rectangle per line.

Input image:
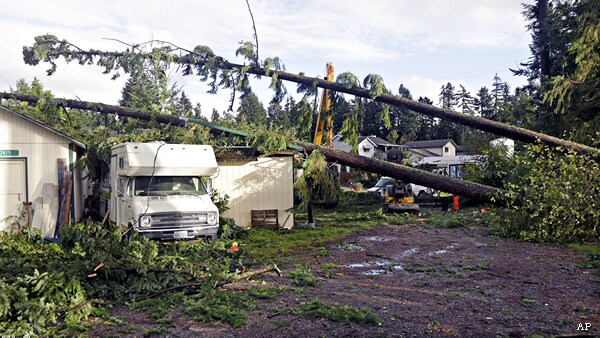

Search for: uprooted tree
xmin=0 ymin=92 xmax=512 ymax=206
xmin=21 ymin=35 xmax=600 ymax=159
xmin=2 ymin=34 xmax=598 ymax=207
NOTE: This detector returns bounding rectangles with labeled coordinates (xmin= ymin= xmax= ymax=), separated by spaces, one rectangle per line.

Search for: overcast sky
xmin=0 ymin=0 xmax=533 ymax=118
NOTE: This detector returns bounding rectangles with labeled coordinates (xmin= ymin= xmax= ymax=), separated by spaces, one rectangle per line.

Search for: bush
xmin=478 ymin=144 xmax=599 ymax=243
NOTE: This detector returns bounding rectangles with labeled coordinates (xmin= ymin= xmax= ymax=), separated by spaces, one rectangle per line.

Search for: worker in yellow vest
xmin=439 ymin=191 xmax=451 ymax=211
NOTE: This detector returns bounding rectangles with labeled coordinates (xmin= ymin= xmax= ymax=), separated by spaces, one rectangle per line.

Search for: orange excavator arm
xmin=313 ymin=62 xmax=335 ymax=147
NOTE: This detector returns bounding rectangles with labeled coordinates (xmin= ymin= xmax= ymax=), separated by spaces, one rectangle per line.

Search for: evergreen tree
xmin=415 ymin=96 xmax=436 ymax=140
xmin=289 ymin=97 xmax=314 ymax=141
xmin=514 ymin=0 xmax=599 ymax=142
xmin=474 ymin=87 xmax=494 ymax=120
xmin=210 ymin=108 xmax=220 ymax=123
xmin=435 ymin=83 xmax=460 ymax=140
xmin=439 ymin=82 xmax=457 ymax=109
xmin=267 ymin=101 xmax=289 ymax=130
xmin=175 ymin=92 xmax=193 ymax=117
xmin=237 ymin=90 xmax=267 ymax=127
xmin=390 ymin=84 xmax=419 ymax=141
xmin=456 ymin=85 xmax=475 ymax=115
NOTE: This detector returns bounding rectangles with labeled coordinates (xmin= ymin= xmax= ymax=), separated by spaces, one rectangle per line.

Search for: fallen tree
xmin=296 ymin=141 xmax=511 ymax=206
xmin=1 ymin=92 xmax=511 ymax=206
xmin=22 ymin=35 xmax=600 ymax=159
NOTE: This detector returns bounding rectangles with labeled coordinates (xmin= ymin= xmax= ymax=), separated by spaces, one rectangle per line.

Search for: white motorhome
xmin=109 ymin=142 xmax=219 ymax=240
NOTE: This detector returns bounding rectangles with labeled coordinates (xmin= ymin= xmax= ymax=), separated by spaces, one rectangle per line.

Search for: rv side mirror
xmin=206 ymin=178 xmax=213 ymax=194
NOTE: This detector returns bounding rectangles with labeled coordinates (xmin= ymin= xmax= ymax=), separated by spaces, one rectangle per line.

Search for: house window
xmin=363 ymin=147 xmax=370 ymax=153
xmin=444 ymin=146 xmax=449 ymax=153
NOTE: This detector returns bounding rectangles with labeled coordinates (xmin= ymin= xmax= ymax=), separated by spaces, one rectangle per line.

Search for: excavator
xmin=383 ymin=180 xmax=420 ymax=213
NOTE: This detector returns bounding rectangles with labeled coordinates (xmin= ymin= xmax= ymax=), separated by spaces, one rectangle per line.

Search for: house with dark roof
xmin=358 ymin=135 xmax=404 ymax=160
xmin=404 ymin=139 xmax=457 ymax=162
xmin=332 ymin=135 xmax=403 ymax=160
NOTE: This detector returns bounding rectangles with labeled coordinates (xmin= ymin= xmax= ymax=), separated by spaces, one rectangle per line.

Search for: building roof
xmin=408 ymin=148 xmax=440 ymax=158
xmin=404 ymin=139 xmax=456 ymax=149
xmin=1 ymin=105 xmax=86 ymax=149
xmin=359 ymin=135 xmax=402 ymax=148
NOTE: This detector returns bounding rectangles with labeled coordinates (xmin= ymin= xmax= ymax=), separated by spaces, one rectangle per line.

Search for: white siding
xmin=213 ymin=156 xmax=294 ymax=229
xmin=358 ymin=139 xmax=374 ymax=158
xmin=0 ymin=109 xmax=83 ymax=228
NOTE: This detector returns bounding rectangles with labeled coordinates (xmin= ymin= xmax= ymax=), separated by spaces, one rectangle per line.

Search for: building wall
xmin=416 ymin=143 xmax=456 ymax=157
xmin=0 ymin=109 xmax=82 ymax=230
xmin=213 ymin=156 xmax=294 ymax=229
xmin=358 ymin=139 xmax=374 ymax=158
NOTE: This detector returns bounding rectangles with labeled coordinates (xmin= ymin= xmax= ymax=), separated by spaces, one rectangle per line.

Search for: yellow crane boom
xmin=313 ymin=62 xmax=335 ymax=147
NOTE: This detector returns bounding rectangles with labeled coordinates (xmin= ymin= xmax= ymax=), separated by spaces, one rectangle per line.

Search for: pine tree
xmin=175 ymin=92 xmax=193 ymax=117
xmin=474 ymin=87 xmax=494 ymax=120
xmin=435 ymin=83 xmax=459 ymax=140
xmin=267 ymin=101 xmax=289 ymax=130
xmin=237 ymin=90 xmax=267 ymax=127
xmin=210 ymin=108 xmax=220 ymax=123
xmin=439 ymin=82 xmax=457 ymax=109
xmin=289 ymin=97 xmax=314 ymax=141
xmin=415 ymin=96 xmax=436 ymax=140
xmin=457 ymin=85 xmax=475 ymax=115
xmin=390 ymin=84 xmax=418 ymax=141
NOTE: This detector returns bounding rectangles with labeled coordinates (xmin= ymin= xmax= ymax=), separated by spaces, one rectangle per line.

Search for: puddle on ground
xmin=361 ymin=236 xmax=398 ymax=242
xmin=428 ymin=243 xmax=458 ymax=256
xmin=334 ymin=243 xmax=365 ymax=251
xmin=363 ymin=269 xmax=389 ymax=276
xmin=346 ymin=260 xmax=392 ymax=269
xmin=346 ymin=261 xmax=404 ymax=275
xmin=392 ymin=248 xmax=419 ymax=260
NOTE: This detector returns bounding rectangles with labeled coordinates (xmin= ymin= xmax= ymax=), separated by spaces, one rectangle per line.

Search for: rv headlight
xmin=207 ymin=212 xmax=217 ymax=225
xmin=140 ymin=215 xmax=152 ymax=227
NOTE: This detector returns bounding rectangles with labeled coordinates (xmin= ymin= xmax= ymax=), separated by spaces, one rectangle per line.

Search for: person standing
xmin=439 ymin=191 xmax=451 ymax=211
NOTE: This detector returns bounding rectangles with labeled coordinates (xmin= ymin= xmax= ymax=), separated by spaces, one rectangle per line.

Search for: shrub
xmin=477 ymin=144 xmax=599 ymax=243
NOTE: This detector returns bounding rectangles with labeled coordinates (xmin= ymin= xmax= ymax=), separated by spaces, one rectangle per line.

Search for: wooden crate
xmin=251 ymin=209 xmax=279 ymax=229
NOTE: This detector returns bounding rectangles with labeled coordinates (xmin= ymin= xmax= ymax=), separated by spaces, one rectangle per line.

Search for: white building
xmin=213 ymin=151 xmax=295 ymax=229
xmin=404 ymin=139 xmax=457 ymax=162
xmin=0 ymin=106 xmax=86 ymax=233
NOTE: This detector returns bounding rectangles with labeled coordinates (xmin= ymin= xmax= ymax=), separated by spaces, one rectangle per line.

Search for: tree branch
xmin=24 ymin=41 xmax=600 ymax=159
xmin=245 ymin=0 xmax=259 ymax=65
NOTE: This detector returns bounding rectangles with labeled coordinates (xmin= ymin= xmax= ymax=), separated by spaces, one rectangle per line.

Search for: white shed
xmin=0 ymin=106 xmax=86 ymax=234
xmin=213 ymin=152 xmax=295 ymax=229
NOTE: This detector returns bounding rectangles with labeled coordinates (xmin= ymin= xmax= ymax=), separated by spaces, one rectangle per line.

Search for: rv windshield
xmin=134 ymin=176 xmax=207 ymax=196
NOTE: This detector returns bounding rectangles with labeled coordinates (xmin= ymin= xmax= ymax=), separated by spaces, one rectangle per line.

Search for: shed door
xmin=0 ymin=159 xmax=26 ymax=230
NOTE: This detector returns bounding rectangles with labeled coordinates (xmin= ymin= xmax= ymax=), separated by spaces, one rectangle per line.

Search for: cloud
xmin=0 ymin=0 xmax=533 ymax=115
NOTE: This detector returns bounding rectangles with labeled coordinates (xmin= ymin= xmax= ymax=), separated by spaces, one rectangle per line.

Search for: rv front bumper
xmin=136 ymin=211 xmax=219 ymax=240
xmin=138 ymin=224 xmax=219 ymax=240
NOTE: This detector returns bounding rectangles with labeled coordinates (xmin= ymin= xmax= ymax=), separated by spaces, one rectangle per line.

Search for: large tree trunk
xmin=268 ymin=71 xmax=598 ymax=159
xmin=296 ymin=141 xmax=512 ymax=207
xmin=1 ymin=92 xmax=513 ymax=206
xmin=23 ymin=45 xmax=600 ymax=158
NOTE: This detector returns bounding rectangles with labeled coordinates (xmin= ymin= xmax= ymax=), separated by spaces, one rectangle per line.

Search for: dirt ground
xmin=90 ymin=222 xmax=599 ymax=337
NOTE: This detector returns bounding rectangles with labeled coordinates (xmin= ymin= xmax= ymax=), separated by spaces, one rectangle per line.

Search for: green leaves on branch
xmin=363 ymin=73 xmax=387 ymax=99
xmin=246 ymin=128 xmax=291 ymax=153
xmin=294 ymin=150 xmax=340 ymax=211
xmin=473 ymin=144 xmax=600 ymax=243
xmin=0 ymin=219 xmax=261 ymax=335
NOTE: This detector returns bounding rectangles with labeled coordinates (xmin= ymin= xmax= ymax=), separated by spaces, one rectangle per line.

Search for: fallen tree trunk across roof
xmin=296 ymin=141 xmax=512 ymax=207
xmin=2 ymin=92 xmax=513 ymax=206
